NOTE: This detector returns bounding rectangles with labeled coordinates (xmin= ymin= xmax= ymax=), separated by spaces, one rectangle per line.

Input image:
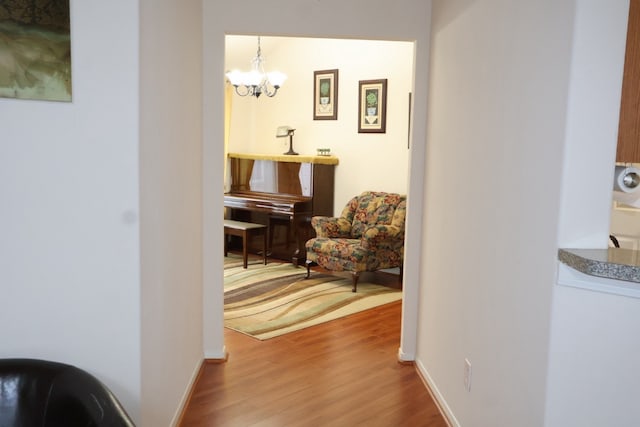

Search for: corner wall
xmin=139 ymin=0 xmax=204 ymax=425
xmin=545 ymin=2 xmax=639 ymax=425
xmin=0 ymin=0 xmax=142 ymax=420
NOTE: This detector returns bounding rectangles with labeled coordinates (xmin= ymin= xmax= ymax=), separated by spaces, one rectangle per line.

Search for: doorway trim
xmin=202 ymin=0 xmax=433 ymax=361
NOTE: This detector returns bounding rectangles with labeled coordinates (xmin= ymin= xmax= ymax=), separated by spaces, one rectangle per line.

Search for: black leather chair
xmin=0 ymin=358 xmax=135 ymax=427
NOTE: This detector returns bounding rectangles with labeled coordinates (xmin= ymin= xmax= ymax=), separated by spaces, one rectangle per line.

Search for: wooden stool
xmin=224 ymin=220 xmax=268 ymax=269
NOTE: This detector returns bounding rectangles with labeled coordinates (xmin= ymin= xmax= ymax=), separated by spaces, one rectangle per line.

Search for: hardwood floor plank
xmin=180 ymin=297 xmax=447 ymax=427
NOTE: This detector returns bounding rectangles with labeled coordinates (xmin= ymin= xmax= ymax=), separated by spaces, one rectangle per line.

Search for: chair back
xmin=345 ymin=191 xmax=406 ymax=238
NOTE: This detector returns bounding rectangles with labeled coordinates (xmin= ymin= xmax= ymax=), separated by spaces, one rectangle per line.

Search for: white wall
xmin=0 ymin=0 xmax=142 ymax=420
xmin=226 ymin=36 xmax=414 ymax=210
xmin=546 ymin=2 xmax=640 ymax=426
xmin=0 ymin=1 xmax=206 ymax=424
xmin=139 ymin=1 xmax=204 ymax=425
xmin=418 ymin=1 xmax=575 ymax=426
xmin=204 ymin=0 xmax=432 ymax=368
xmin=557 ymin=1 xmax=627 ymax=249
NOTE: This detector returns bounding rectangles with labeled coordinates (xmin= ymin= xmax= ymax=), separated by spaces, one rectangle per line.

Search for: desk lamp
xmin=276 ymin=126 xmax=298 ymax=155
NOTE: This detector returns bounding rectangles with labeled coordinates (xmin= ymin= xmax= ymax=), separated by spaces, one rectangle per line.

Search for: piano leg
xmin=290 ymin=215 xmax=302 ymax=266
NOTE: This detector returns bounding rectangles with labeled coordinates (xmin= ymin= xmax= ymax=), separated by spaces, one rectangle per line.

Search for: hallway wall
xmin=419 ymin=1 xmax=575 ymax=425
xmin=0 ymin=0 xmax=142 ymax=420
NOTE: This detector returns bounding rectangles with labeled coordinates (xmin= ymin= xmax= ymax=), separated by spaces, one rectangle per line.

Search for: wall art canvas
xmin=0 ymin=0 xmax=72 ymax=102
xmin=313 ymin=69 xmax=338 ymax=120
xmin=358 ymin=79 xmax=387 ymax=133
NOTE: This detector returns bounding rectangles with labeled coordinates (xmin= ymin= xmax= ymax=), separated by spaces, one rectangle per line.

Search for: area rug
xmin=224 ymin=255 xmax=402 ymax=340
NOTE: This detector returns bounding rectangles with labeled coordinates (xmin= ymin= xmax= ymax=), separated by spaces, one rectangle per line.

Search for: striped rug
xmin=224 ymin=255 xmax=402 ymax=340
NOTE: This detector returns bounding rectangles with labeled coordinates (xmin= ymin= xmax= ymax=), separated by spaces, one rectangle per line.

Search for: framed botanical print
xmin=313 ymin=69 xmax=338 ymax=120
xmin=358 ymin=79 xmax=387 ymax=133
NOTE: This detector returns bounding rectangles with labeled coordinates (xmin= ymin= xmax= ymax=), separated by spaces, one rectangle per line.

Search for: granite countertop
xmin=558 ymin=248 xmax=640 ymax=283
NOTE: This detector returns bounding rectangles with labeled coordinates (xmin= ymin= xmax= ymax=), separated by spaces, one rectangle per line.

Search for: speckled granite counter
xmin=558 ymin=248 xmax=640 ymax=283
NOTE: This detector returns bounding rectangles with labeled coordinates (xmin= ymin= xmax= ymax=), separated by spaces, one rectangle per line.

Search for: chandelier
xmin=226 ymin=37 xmax=287 ymax=98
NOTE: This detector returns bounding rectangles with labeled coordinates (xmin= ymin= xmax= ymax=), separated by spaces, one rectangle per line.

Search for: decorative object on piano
xmin=316 ymin=148 xmax=331 ymax=156
xmin=305 ymin=191 xmax=406 ymax=292
xmin=277 ymin=126 xmax=298 ymax=155
xmin=358 ymin=79 xmax=388 ymax=133
xmin=313 ymin=69 xmax=339 ymax=120
xmin=225 ymin=37 xmax=287 ymax=98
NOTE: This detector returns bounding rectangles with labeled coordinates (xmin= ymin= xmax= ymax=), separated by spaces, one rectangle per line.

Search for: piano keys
xmin=224 ymin=153 xmax=338 ymax=264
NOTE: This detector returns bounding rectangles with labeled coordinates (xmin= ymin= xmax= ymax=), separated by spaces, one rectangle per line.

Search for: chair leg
xmin=351 ymin=272 xmax=360 ymax=292
xmin=242 ymin=229 xmax=248 ymax=269
xmin=305 ymin=260 xmax=313 ymax=279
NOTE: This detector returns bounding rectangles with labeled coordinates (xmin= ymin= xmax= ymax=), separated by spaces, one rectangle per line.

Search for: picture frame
xmin=0 ymin=1 xmax=72 ymax=102
xmin=358 ymin=79 xmax=387 ymax=133
xmin=313 ymin=69 xmax=338 ymax=120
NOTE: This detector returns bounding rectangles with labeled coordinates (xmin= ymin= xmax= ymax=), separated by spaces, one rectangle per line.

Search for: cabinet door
xmin=617 ymin=0 xmax=640 ymax=163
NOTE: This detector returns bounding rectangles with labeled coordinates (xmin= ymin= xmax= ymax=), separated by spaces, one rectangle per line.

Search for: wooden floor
xmin=179 ymin=294 xmax=447 ymax=426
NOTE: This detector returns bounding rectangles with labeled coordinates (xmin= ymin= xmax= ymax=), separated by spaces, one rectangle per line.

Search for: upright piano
xmin=224 ymin=153 xmax=338 ymax=264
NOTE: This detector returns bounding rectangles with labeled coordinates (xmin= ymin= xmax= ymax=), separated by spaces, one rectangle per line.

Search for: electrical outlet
xmin=464 ymin=358 xmax=472 ymax=392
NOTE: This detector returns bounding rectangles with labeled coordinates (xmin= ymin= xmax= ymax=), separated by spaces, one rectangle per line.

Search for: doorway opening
xmin=221 ymin=34 xmax=416 ymax=341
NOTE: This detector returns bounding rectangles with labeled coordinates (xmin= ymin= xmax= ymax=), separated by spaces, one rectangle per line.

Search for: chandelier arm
xmin=264 ymin=86 xmax=279 ymax=97
xmin=233 ymin=85 xmax=250 ymax=97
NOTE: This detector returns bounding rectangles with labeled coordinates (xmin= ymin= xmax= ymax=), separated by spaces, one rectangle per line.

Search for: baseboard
xmin=397 ymin=347 xmax=415 ymax=362
xmin=414 ymin=359 xmax=460 ymax=427
xmin=204 ymin=345 xmax=228 ymax=361
xmin=171 ymin=358 xmax=206 ymax=427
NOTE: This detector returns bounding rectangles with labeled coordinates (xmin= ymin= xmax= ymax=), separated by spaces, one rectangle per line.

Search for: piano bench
xmin=224 ymin=219 xmax=268 ymax=269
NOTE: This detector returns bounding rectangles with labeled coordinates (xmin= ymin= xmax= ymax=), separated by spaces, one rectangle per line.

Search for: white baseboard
xmin=204 ymin=345 xmax=228 ymax=361
xmin=170 ymin=358 xmax=205 ymax=427
xmin=415 ymin=359 xmax=461 ymax=427
xmin=398 ymin=347 xmax=415 ymax=362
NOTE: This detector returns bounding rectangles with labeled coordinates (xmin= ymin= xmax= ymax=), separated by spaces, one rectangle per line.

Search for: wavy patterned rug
xmin=224 ymin=255 xmax=402 ymax=340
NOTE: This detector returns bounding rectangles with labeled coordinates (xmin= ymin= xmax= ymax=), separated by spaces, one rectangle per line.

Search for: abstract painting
xmin=0 ymin=0 xmax=71 ymax=102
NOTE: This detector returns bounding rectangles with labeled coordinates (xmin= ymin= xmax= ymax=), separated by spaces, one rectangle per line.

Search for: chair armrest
xmin=311 ymin=216 xmax=352 ymax=238
xmin=361 ymin=224 xmax=404 ymax=251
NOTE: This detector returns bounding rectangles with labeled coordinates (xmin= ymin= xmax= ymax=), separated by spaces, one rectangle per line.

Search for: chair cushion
xmin=306 ymin=237 xmax=404 ymax=273
xmin=306 ymin=237 xmax=368 ymax=272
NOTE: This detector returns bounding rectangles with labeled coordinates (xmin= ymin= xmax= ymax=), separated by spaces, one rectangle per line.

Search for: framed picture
xmin=0 ymin=1 xmax=72 ymax=102
xmin=313 ymin=69 xmax=338 ymax=120
xmin=358 ymin=79 xmax=387 ymax=133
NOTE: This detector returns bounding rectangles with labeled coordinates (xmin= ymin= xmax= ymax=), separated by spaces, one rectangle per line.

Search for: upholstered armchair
xmin=305 ymin=191 xmax=406 ymax=292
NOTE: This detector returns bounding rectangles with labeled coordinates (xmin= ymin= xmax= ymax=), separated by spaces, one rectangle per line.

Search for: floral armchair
xmin=305 ymin=191 xmax=406 ymax=292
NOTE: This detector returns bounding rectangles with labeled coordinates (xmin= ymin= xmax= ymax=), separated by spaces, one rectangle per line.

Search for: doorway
xmin=202 ymin=3 xmax=432 ymax=361
xmin=213 ymin=34 xmax=424 ymax=360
